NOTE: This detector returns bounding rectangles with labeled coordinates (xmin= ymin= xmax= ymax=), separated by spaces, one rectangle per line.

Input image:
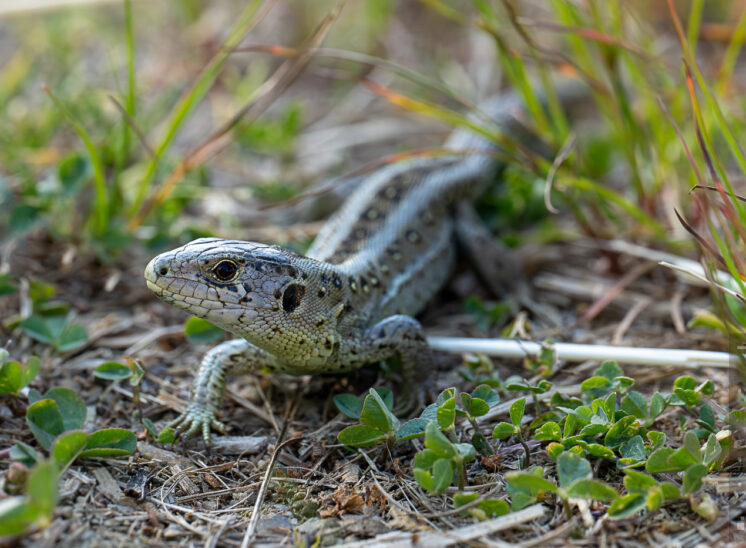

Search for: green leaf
xmin=646 ymin=448 xmax=679 ymax=473
xmin=620 ymin=391 xmax=647 ymax=419
xmin=431 ymin=458 xmax=454 ymax=493
xmin=453 ymin=492 xmax=479 ymax=508
xmin=0 ymin=360 xmax=22 ymax=394
xmin=619 ymin=436 xmax=645 ymax=461
xmin=492 ymin=422 xmax=516 ymax=439
xmin=0 ymin=497 xmax=36 ymax=537
xmin=660 ymin=481 xmax=681 ymax=499
xmin=337 ymin=425 xmax=387 ymax=448
xmin=566 ymin=479 xmax=618 ymax=502
xmin=57 ymin=153 xmax=90 ymax=194
xmin=94 ymin=362 xmax=133 ymax=381
xmin=21 ymin=316 xmax=55 ymax=345
xmin=702 ymin=434 xmax=722 ymax=467
xmin=396 ymin=418 xmax=428 ymax=442
xmin=505 ymin=471 xmax=557 ymax=493
xmin=673 ymin=376 xmax=697 ymax=390
xmin=534 ymin=421 xmax=561 ymax=442
xmin=436 ymin=387 xmax=457 ymax=406
xmin=52 ymin=431 xmax=89 ymax=471
xmin=360 ymin=389 xmax=399 ymax=433
xmin=604 ymin=415 xmax=639 ymax=448
xmin=471 ymin=432 xmax=494 ymax=455
xmin=44 ymin=387 xmax=86 ymax=431
xmin=142 ymin=418 xmax=159 ymax=439
xmin=510 ymin=398 xmax=526 ymax=427
xmin=580 ymin=376 xmax=611 ymax=393
xmin=10 ymin=442 xmax=39 ymax=468
xmin=56 ymin=323 xmax=87 ymax=352
xmin=673 ymin=388 xmax=700 ymax=407
xmin=184 ymin=317 xmax=225 ymax=344
xmin=26 ymin=399 xmax=65 ymax=450
xmin=157 ymin=427 xmax=175 ymax=444
xmin=557 ymin=452 xmax=591 ymax=488
xmin=608 ymin=493 xmax=646 ymax=519
xmin=26 ymin=460 xmax=59 ymax=526
xmin=454 ymin=443 xmax=476 ymax=462
xmin=373 ymin=388 xmax=394 ymax=410
xmin=413 ymin=448 xmax=439 ymax=469
xmin=425 ymin=421 xmax=455 ymax=458
xmin=472 ymin=384 xmax=499 ymax=407
xmin=649 ymin=392 xmax=666 ymax=419
xmin=478 ymin=498 xmax=510 ymax=517
xmin=333 ymin=394 xmax=363 ymax=419
xmin=79 ymin=428 xmax=136 ymax=458
xmin=596 ymin=361 xmax=623 ymax=380
xmin=697 ymin=380 xmax=714 ymax=396
xmin=413 ymin=469 xmax=434 ymax=492
xmin=437 ymin=396 xmax=456 ymax=430
xmin=624 ymin=469 xmax=658 ymax=493
xmin=647 ymin=431 xmax=666 ymax=451
xmin=585 ymin=444 xmax=616 ymax=460
xmin=546 ymin=443 xmax=565 ymax=460
xmin=682 ymin=463 xmax=707 ymax=494
xmin=646 ymin=486 xmax=663 ymax=511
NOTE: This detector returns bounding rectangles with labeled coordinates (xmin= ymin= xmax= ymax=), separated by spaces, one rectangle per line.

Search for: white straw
xmin=426 ymin=336 xmax=740 ymax=369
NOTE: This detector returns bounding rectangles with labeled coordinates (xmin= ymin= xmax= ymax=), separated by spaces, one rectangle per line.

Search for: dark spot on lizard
xmin=406 ymin=230 xmax=421 ymax=244
xmin=316 ymin=319 xmax=325 ymax=327
xmin=348 ymin=277 xmax=357 ymax=292
xmin=331 ymin=274 xmax=342 ymax=289
xmin=282 ymin=283 xmax=305 ymax=313
xmin=240 ymin=295 xmax=252 ymax=303
xmin=378 ymin=329 xmax=386 ymax=338
xmin=317 ymin=287 xmax=326 ymax=298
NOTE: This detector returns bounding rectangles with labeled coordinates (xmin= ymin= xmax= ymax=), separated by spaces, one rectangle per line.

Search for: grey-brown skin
xmin=144 ymin=87 xmax=582 ymax=443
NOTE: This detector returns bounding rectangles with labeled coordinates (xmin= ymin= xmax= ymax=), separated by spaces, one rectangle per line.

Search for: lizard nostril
xmin=159 ymin=265 xmax=168 ymax=276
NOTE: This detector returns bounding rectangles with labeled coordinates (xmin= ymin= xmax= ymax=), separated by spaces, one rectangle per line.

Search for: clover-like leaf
xmin=505 ymin=471 xmax=557 ymax=493
xmin=333 ymin=394 xmax=363 ymax=419
xmin=557 ymin=452 xmax=591 ymax=488
xmin=52 ymin=430 xmax=89 ymax=471
xmin=471 ymin=384 xmax=499 ymax=407
xmin=682 ymin=463 xmax=707 ymax=494
xmin=10 ymin=442 xmax=39 ymax=468
xmin=566 ymin=479 xmax=618 ymax=502
xmin=79 ymin=428 xmax=136 ymax=458
xmin=604 ymin=415 xmax=639 ymax=448
xmin=424 ymin=421 xmax=455 ymax=458
xmin=620 ymin=391 xmax=647 ymax=419
xmin=645 ymin=447 xmax=679 ymax=473
xmin=492 ymin=422 xmax=516 ymax=439
xmin=338 ymin=425 xmax=387 ymax=448
xmin=534 ymin=421 xmax=561 ymax=442
xmin=509 ymin=398 xmax=526 ymax=427
xmin=437 ymin=396 xmax=456 ymax=430
xmin=94 ymin=362 xmax=133 ymax=381
xmin=623 ymin=469 xmax=658 ymax=493
xmin=453 ymin=492 xmax=479 ymax=508
xmin=0 ymin=360 xmax=22 ymax=394
xmin=360 ymin=389 xmax=399 ymax=433
xmin=431 ymin=458 xmax=454 ymax=493
xmin=396 ymin=418 xmax=429 ymax=442
xmin=184 ymin=317 xmax=225 ymax=344
xmin=26 ymin=399 xmax=65 ymax=450
xmin=608 ymin=493 xmax=646 ymax=519
xmin=413 ymin=469 xmax=434 ymax=493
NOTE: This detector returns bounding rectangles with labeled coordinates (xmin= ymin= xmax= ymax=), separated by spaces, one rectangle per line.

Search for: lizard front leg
xmin=169 ymin=338 xmax=281 ymax=444
xmin=344 ymin=314 xmax=431 ymax=412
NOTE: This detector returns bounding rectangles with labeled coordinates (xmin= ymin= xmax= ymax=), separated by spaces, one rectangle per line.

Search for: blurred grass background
xmin=2 ymin=0 xmax=746 ymax=343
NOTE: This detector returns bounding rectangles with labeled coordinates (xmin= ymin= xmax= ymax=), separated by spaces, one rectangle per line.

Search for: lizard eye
xmin=282 ymin=283 xmax=305 ymax=313
xmin=212 ymin=260 xmax=238 ymax=281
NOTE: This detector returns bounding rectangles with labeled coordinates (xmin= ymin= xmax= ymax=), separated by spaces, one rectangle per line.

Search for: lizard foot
xmin=167 ymin=404 xmax=226 ymax=446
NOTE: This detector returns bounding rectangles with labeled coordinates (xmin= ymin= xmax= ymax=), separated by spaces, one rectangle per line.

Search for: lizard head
xmin=144 ymin=238 xmax=346 ymax=363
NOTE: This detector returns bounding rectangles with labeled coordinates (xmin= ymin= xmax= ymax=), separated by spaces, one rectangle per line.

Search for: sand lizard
xmin=144 ymin=88 xmax=571 ymax=443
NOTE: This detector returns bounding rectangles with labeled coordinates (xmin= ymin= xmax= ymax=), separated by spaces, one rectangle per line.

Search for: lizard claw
xmin=168 ymin=405 xmax=226 ymax=446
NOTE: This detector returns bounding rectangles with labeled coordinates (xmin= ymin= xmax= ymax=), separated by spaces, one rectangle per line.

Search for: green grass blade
xmin=686 ymin=0 xmax=705 ymax=56
xmin=128 ymin=0 xmax=270 ymax=219
xmin=717 ymin=4 xmax=746 ymax=95
xmin=45 ymin=86 xmax=108 ymax=237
